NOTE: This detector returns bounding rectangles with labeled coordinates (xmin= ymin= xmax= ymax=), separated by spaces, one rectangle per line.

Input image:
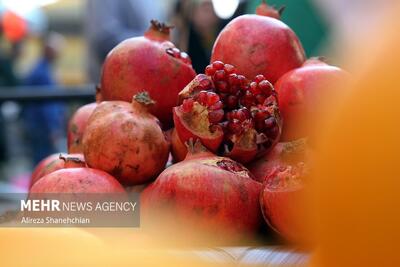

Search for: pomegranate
xmin=30 ymin=168 xmax=125 ymax=193
xmin=141 ymin=140 xmax=262 ymax=242
xmin=256 ymin=0 xmax=285 ymax=19
xmin=211 ymin=2 xmax=305 ymax=83
xmin=82 ymin=92 xmax=170 ymax=185
xmin=67 ymin=103 xmax=98 ymax=153
xmin=170 ymin=128 xmax=187 ymax=162
xmin=30 ymin=153 xmax=86 ymax=188
xmin=248 ymin=139 xmax=309 ymax=183
xmin=100 ymin=20 xmax=196 ymax=128
xmin=260 ymin=164 xmax=307 ymax=243
xmin=173 ymin=61 xmax=282 ymax=164
xmin=275 ymin=57 xmax=348 ymax=140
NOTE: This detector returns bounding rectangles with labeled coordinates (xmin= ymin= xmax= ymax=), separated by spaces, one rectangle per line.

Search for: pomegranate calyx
xmin=145 ymin=20 xmax=173 ymax=42
xmin=278 ymin=6 xmax=286 ymax=16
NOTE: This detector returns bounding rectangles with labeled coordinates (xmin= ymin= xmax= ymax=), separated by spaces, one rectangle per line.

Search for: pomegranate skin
xmin=141 ymin=143 xmax=263 ymax=241
xmin=248 ymin=139 xmax=309 ymax=183
xmin=211 ymin=15 xmax=305 ymax=83
xmin=100 ymin=21 xmax=196 ymax=128
xmin=260 ymin=182 xmax=305 ymax=243
xmin=275 ymin=58 xmax=348 ymax=140
xmin=170 ymin=128 xmax=187 ymax=163
xmin=67 ymin=103 xmax=97 ymax=153
xmin=82 ymin=96 xmax=170 ymax=185
xmin=30 ymin=168 xmax=125 ymax=193
xmin=30 ymin=153 xmax=85 ymax=188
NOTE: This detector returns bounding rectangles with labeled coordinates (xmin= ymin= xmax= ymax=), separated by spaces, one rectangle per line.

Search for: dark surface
xmin=0 ymin=85 xmax=96 ymax=103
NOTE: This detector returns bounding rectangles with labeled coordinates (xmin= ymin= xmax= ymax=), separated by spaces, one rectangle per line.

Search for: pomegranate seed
xmin=206 ymin=91 xmax=220 ymax=105
xmin=255 ymin=120 xmax=266 ymax=132
xmin=259 ymin=80 xmax=273 ymax=95
xmin=182 ymin=99 xmax=194 ymax=112
xmin=205 ymin=65 xmax=216 ymax=76
xmin=237 ymin=75 xmax=247 ymax=86
xmin=228 ymin=74 xmax=239 ymax=86
xmin=215 ymin=81 xmax=229 ymax=93
xmin=196 ymin=91 xmax=208 ymax=105
xmin=256 ymin=94 xmax=266 ymax=104
xmin=212 ymin=61 xmax=224 ymax=70
xmin=228 ymin=119 xmax=242 ymax=134
xmin=240 ymin=91 xmax=255 ymax=108
xmin=213 ymin=70 xmax=226 ymax=81
xmin=219 ymin=93 xmax=228 ymax=102
xmin=264 ymin=95 xmax=277 ymax=106
xmin=226 ymin=95 xmax=238 ymax=109
xmin=234 ymin=109 xmax=247 ymax=121
xmin=230 ymin=85 xmax=240 ymax=95
xmin=249 ymin=82 xmax=261 ymax=95
xmin=208 ymin=109 xmax=224 ymax=123
xmin=264 ymin=117 xmax=276 ymax=128
xmin=198 ymin=76 xmax=212 ymax=90
xmin=240 ymin=107 xmax=251 ymax=119
xmin=254 ymin=74 xmax=266 ymax=83
xmin=209 ymin=101 xmax=223 ymax=110
xmin=223 ymin=64 xmax=236 ymax=74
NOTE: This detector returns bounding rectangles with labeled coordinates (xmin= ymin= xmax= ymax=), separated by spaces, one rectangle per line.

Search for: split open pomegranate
xmin=173 ymin=61 xmax=282 ymax=163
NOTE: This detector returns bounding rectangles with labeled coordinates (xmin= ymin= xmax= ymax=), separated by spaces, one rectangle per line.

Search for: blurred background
xmin=0 ymin=0 xmax=391 ymax=192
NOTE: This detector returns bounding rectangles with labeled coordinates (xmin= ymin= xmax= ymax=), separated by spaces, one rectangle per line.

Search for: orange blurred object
xmin=1 ymin=10 xmax=27 ymax=42
xmin=310 ymin=3 xmax=400 ymax=267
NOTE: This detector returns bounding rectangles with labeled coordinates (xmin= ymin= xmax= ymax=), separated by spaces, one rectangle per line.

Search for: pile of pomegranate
xmin=29 ymin=1 xmax=347 ymax=245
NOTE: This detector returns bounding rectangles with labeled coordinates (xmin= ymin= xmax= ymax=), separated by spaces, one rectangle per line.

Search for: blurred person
xmin=0 ymin=28 xmax=20 ymax=166
xmin=85 ymin=0 xmax=168 ymax=83
xmin=21 ymin=32 xmax=66 ymax=165
xmin=172 ymin=0 xmax=248 ymax=73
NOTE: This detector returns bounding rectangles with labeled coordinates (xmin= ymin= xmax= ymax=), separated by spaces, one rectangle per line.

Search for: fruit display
xmin=25 ymin=1 xmax=348 ymax=247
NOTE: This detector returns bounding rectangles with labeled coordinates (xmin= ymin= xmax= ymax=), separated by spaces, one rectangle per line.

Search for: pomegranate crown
xmin=256 ymin=0 xmax=285 ymax=19
xmin=145 ymin=20 xmax=174 ymax=41
xmin=133 ymin=92 xmax=156 ymax=106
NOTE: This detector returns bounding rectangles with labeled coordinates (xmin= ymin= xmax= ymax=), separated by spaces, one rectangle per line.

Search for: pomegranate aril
xmin=198 ymin=74 xmax=212 ymax=89
xmin=213 ymin=70 xmax=226 ymax=81
xmin=209 ymin=101 xmax=223 ymax=110
xmin=264 ymin=117 xmax=276 ymax=128
xmin=259 ymin=80 xmax=273 ymax=95
xmin=228 ymin=74 xmax=239 ymax=86
xmin=228 ymin=120 xmax=242 ymax=134
xmin=205 ymin=65 xmax=216 ymax=76
xmin=226 ymin=95 xmax=238 ymax=109
xmin=264 ymin=95 xmax=277 ymax=106
xmin=196 ymin=91 xmax=208 ymax=105
xmin=208 ymin=110 xmax=224 ymax=123
xmin=215 ymin=81 xmax=229 ymax=93
xmin=230 ymin=85 xmax=240 ymax=95
xmin=249 ymin=82 xmax=261 ymax=95
xmin=223 ymin=64 xmax=236 ymax=74
xmin=182 ymin=99 xmax=194 ymax=112
xmin=240 ymin=91 xmax=255 ymax=108
xmin=237 ymin=75 xmax=247 ymax=87
xmin=206 ymin=91 xmax=220 ymax=105
xmin=212 ymin=61 xmax=224 ymax=70
xmin=254 ymin=74 xmax=266 ymax=83
xmin=256 ymin=94 xmax=266 ymax=104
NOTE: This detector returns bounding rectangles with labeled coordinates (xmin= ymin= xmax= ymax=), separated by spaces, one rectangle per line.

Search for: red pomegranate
xmin=211 ymin=3 xmax=305 ymax=83
xmin=100 ymin=20 xmax=196 ymax=128
xmin=275 ymin=57 xmax=348 ymax=140
xmin=248 ymin=139 xmax=309 ymax=183
xmin=67 ymin=103 xmax=97 ymax=153
xmin=82 ymin=92 xmax=170 ymax=185
xmin=141 ymin=140 xmax=262 ymax=242
xmin=30 ymin=153 xmax=86 ymax=188
xmin=173 ymin=61 xmax=282 ymax=164
xmin=260 ymin=165 xmax=307 ymax=243
xmin=30 ymin=168 xmax=125 ymax=193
